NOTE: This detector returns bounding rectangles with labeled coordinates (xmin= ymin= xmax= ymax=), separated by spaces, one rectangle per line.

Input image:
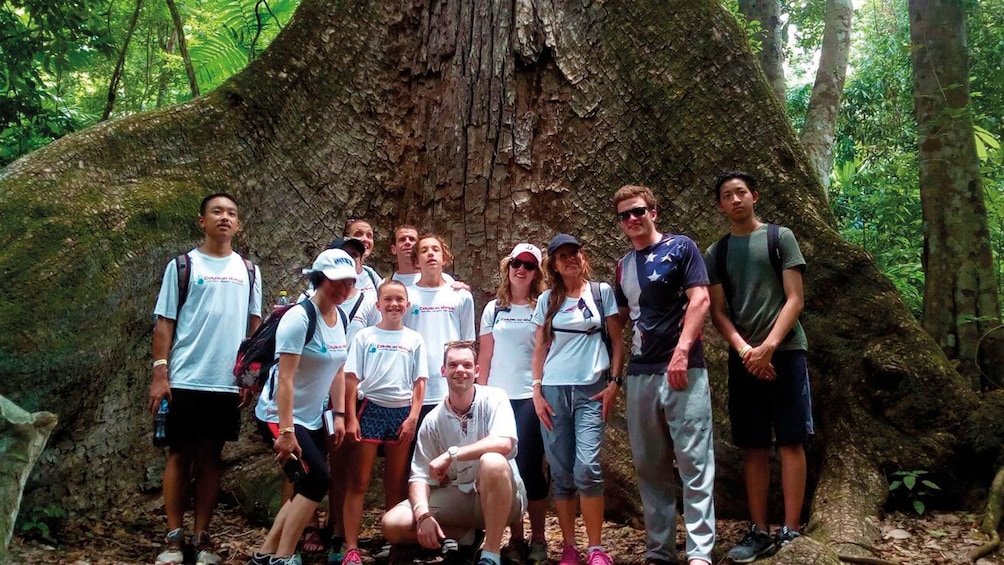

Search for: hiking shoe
xmin=586 ymin=548 xmax=613 ymax=565
xmin=248 ymin=553 xmax=273 ymax=565
xmin=155 ymin=528 xmax=186 ymax=565
xmin=327 ymin=537 xmax=346 ymax=565
xmin=268 ymin=557 xmax=299 ymax=565
xmin=528 ymin=540 xmax=549 ymax=563
xmin=192 ymin=532 xmax=222 ymax=565
xmin=374 ymin=543 xmax=392 ymax=560
xmin=727 ymin=524 xmax=777 ymax=563
xmin=559 ymin=544 xmax=580 ymax=565
xmin=503 ymin=538 xmax=528 ymax=562
xmin=776 ymin=526 xmax=801 ymax=547
xmin=342 ymin=547 xmax=363 ymax=565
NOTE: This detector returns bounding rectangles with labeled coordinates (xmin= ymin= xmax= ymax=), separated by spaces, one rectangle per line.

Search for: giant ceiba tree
xmin=0 ymin=1 xmax=995 ymax=562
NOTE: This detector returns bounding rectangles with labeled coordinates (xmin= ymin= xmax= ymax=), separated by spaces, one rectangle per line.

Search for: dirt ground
xmin=7 ymin=501 xmax=1004 ymax=565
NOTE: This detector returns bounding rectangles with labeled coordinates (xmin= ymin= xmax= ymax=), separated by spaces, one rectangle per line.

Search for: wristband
xmin=279 ymin=427 xmax=295 ymax=435
xmin=607 ymin=375 xmax=624 ymax=386
xmin=153 ymin=359 xmax=168 ymax=368
xmin=739 ymin=345 xmax=752 ymax=357
xmin=416 ymin=511 xmax=435 ymax=526
xmin=531 ymin=379 xmax=542 ymax=387
xmin=332 ymin=411 xmax=345 ymax=418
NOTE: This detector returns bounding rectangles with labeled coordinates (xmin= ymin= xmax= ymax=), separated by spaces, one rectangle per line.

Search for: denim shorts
xmin=540 ymin=379 xmax=607 ymax=499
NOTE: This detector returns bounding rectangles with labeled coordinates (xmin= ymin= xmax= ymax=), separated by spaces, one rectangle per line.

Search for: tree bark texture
xmin=0 ymin=1 xmax=987 ymax=560
xmin=0 ymin=396 xmax=58 ymax=559
xmin=799 ymin=0 xmax=852 ymax=193
xmin=909 ymin=0 xmax=1002 ymax=389
xmin=738 ymin=0 xmax=786 ymax=103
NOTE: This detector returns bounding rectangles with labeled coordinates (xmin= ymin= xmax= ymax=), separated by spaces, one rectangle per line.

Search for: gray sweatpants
xmin=626 ymin=370 xmax=716 ymax=563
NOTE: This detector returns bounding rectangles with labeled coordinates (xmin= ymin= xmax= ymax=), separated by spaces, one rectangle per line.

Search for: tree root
xmin=969 ymin=465 xmax=1004 ymax=561
xmin=836 ymin=554 xmax=901 ymax=565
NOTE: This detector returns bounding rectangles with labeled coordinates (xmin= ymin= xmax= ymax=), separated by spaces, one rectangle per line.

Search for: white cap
xmin=509 ymin=243 xmax=542 ymax=264
xmin=302 ymin=249 xmax=358 ymax=281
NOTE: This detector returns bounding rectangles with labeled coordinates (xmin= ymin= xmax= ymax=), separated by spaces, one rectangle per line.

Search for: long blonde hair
xmin=541 ymin=248 xmax=591 ymax=347
xmin=495 ymin=256 xmax=546 ymax=310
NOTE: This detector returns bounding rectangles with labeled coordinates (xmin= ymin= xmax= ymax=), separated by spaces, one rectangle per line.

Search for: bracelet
xmin=416 ymin=511 xmax=435 ymax=526
xmin=531 ymin=379 xmax=543 ymax=387
xmin=332 ymin=411 xmax=345 ymax=418
xmin=739 ymin=345 xmax=752 ymax=357
xmin=153 ymin=359 xmax=168 ymax=368
xmin=278 ymin=427 xmax=295 ymax=435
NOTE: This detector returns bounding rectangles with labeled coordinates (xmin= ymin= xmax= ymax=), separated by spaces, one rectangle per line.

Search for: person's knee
xmin=478 ymin=453 xmax=510 ymax=480
xmin=573 ymin=461 xmax=603 ymax=497
xmin=380 ymin=506 xmax=413 ymax=543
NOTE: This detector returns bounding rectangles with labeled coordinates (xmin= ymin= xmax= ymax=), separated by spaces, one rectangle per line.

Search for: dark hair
xmin=443 ymin=340 xmax=478 ymax=367
xmin=200 ymin=193 xmax=238 ymax=215
xmin=714 ymin=171 xmax=757 ymax=201
xmin=541 ymin=246 xmax=592 ymax=347
xmin=307 ymin=272 xmax=328 ymax=289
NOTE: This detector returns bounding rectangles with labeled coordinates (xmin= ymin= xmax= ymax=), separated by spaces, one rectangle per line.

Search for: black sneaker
xmin=726 ymin=524 xmax=777 ymax=563
xmin=776 ymin=526 xmax=801 ymax=548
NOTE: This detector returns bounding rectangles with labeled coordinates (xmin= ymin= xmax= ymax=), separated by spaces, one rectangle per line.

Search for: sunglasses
xmin=616 ymin=206 xmax=650 ymax=221
xmin=509 ymin=258 xmax=538 ymax=270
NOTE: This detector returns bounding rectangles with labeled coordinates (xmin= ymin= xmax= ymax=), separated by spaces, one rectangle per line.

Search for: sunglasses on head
xmin=510 ymin=258 xmax=538 ymax=270
xmin=616 ymin=206 xmax=649 ymax=221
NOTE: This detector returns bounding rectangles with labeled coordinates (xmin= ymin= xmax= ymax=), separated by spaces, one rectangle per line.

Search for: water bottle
xmin=153 ymin=398 xmax=169 ymax=447
xmin=277 ymin=290 xmax=290 ymax=306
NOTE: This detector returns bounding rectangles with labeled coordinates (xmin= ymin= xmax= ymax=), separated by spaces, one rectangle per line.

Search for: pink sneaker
xmin=342 ymin=547 xmax=362 ymax=565
xmin=586 ymin=548 xmax=613 ymax=565
xmin=559 ymin=544 xmax=580 ymax=565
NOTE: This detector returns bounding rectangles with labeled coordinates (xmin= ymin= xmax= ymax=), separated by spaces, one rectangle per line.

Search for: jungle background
xmin=1 ymin=0 xmax=1003 ymax=563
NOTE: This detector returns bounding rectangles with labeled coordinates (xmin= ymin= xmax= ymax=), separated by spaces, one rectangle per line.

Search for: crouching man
xmin=381 ymin=340 xmax=526 ymax=565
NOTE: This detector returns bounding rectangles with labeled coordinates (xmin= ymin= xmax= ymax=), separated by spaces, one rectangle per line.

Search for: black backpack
xmin=550 ymin=281 xmax=613 ymax=361
xmin=233 ymin=300 xmax=346 ymax=396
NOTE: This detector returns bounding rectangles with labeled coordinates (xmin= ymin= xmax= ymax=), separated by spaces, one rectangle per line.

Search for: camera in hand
xmin=283 ymin=454 xmax=306 ymax=483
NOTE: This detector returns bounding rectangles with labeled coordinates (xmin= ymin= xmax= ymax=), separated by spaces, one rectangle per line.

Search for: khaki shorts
xmin=399 ymin=477 xmax=525 ymax=528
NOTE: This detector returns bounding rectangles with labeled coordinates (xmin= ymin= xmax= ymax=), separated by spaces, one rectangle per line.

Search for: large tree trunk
xmin=799 ymin=0 xmax=852 ymax=194
xmin=0 ymin=1 xmax=987 ymax=561
xmin=738 ymin=0 xmax=786 ymax=103
xmin=909 ymin=0 xmax=1002 ymax=389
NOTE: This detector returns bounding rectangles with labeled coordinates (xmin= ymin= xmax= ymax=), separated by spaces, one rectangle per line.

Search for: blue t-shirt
xmin=615 ymin=234 xmax=709 ymax=374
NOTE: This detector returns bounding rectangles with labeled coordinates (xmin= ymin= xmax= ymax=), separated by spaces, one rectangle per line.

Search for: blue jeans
xmin=626 ymin=370 xmax=715 ymax=563
xmin=540 ymin=380 xmax=606 ymax=499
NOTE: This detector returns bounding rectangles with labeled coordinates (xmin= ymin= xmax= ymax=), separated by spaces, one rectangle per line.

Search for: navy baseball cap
xmin=547 ymin=233 xmax=582 ymax=256
xmin=327 ymin=237 xmax=366 ymax=257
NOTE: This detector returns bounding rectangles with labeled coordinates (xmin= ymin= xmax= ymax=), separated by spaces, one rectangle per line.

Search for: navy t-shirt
xmin=615 ymin=234 xmax=709 ymax=374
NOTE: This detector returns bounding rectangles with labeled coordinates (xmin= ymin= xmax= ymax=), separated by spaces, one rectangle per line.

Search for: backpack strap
xmin=346 ymin=293 xmax=364 ymax=322
xmin=365 ymin=265 xmax=379 ymax=289
xmin=714 ymin=233 xmax=732 ymax=313
xmin=303 ymin=300 xmax=319 ymax=345
xmin=591 ymin=281 xmax=613 ymax=361
xmin=243 ymin=258 xmax=256 ymax=315
xmin=493 ymin=303 xmax=511 ymax=327
xmin=767 ymin=223 xmax=783 ymax=282
xmin=175 ymin=253 xmax=192 ymax=318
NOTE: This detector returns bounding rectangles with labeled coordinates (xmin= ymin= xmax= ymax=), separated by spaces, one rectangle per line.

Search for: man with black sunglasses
xmin=612 ymin=185 xmax=715 ymax=565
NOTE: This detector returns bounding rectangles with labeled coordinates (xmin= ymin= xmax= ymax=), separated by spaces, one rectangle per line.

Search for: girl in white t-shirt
xmin=341 ymin=280 xmax=428 ymax=565
xmin=478 ymin=243 xmax=549 ymax=562
xmin=531 ymin=234 xmax=624 ymax=565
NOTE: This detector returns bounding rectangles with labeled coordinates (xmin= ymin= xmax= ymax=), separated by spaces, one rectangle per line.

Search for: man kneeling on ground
xmin=381 ymin=340 xmax=527 ymax=565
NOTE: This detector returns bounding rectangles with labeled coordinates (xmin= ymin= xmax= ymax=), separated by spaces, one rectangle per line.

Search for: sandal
xmin=300 ymin=526 xmax=326 ymax=553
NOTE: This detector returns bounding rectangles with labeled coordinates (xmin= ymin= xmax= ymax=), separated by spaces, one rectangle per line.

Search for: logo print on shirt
xmin=369 ymin=345 xmax=378 ymax=353
xmin=412 ymin=306 xmax=420 ymax=315
xmin=197 ymin=277 xmax=205 ymax=285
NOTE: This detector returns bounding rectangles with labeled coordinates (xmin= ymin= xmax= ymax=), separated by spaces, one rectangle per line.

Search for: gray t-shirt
xmin=705 ymin=224 xmax=807 ymax=352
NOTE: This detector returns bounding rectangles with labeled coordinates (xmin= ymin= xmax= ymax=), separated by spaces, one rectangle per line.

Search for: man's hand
xmin=148 ymin=367 xmax=171 ymax=415
xmin=590 ymin=381 xmax=619 ymax=421
xmin=450 ymin=281 xmax=471 ymax=292
xmin=415 ymin=513 xmax=445 ymax=549
xmin=429 ymin=452 xmax=451 ymax=484
xmin=743 ymin=344 xmax=777 ymax=380
xmin=667 ymin=349 xmax=690 ymax=391
xmin=273 ymin=432 xmax=302 ymax=464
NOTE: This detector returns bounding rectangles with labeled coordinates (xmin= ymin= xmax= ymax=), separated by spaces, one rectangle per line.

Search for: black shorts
xmin=165 ymin=388 xmax=240 ymax=443
xmin=728 ymin=349 xmax=814 ymax=448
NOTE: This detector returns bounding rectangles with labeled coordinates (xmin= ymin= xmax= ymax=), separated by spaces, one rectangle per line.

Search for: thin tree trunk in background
xmin=165 ymin=0 xmax=200 ymax=97
xmin=101 ymin=0 xmax=145 ymax=121
xmin=799 ymin=0 xmax=851 ymax=194
xmin=156 ymin=28 xmax=178 ymax=107
xmin=738 ymin=0 xmax=786 ymax=103
xmin=909 ymin=0 xmax=1001 ymax=388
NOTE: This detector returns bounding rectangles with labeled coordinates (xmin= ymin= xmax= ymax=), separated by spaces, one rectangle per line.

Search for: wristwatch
xmin=607 ymin=375 xmax=624 ymax=386
xmin=448 ymin=445 xmax=459 ymax=463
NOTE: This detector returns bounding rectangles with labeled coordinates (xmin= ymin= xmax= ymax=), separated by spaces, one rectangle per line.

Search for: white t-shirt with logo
xmin=403 ymin=284 xmax=476 ymax=404
xmin=341 ymin=291 xmax=381 ymax=343
xmin=356 ymin=264 xmax=384 ymax=295
xmin=345 ymin=326 xmax=428 ymax=408
xmin=531 ymin=284 xmax=617 ymax=386
xmin=255 ymin=300 xmax=349 ymax=430
xmin=154 ymin=249 xmax=262 ymax=393
xmin=391 ymin=271 xmax=455 ymax=286
xmin=479 ymin=301 xmax=536 ymax=400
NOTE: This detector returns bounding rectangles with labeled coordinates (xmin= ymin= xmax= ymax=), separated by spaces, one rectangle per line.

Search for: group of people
xmin=148 ymin=171 xmax=813 ymax=565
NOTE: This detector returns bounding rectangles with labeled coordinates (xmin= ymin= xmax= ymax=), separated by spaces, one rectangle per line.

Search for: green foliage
xmin=16 ymin=504 xmax=68 ymax=542
xmin=888 ymin=470 xmax=941 ymax=515
xmin=721 ymin=0 xmax=765 ymax=53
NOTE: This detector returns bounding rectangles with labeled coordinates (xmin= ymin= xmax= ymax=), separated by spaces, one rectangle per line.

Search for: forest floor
xmin=7 ymin=502 xmax=1004 ymax=565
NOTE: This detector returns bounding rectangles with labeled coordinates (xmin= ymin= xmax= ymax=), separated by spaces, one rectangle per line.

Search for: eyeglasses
xmin=509 ymin=258 xmax=538 ymax=271
xmin=616 ymin=206 xmax=650 ymax=221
